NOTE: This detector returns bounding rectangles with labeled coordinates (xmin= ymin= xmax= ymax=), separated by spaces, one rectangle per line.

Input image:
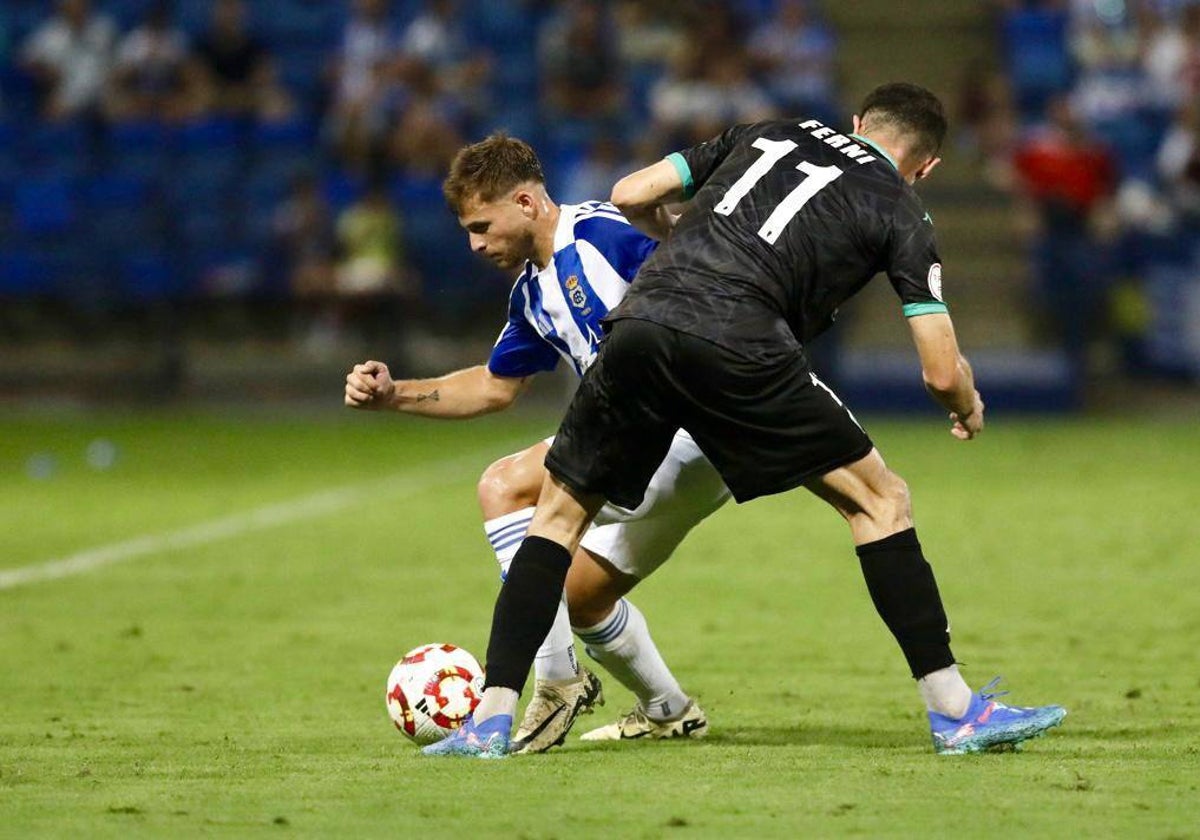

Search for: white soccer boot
xmin=579 ymin=700 xmax=708 ymax=742
xmin=510 ymin=669 xmax=604 ymax=754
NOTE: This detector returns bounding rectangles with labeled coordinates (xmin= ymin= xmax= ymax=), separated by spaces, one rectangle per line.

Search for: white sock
xmin=574 ymin=598 xmax=690 ymax=721
xmin=474 ymin=687 xmax=518 ymax=723
xmin=918 ymin=664 xmax=972 ymax=718
xmin=485 ymin=508 xmax=578 ymax=682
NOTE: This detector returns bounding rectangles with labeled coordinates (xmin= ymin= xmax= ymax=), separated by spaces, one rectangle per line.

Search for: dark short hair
xmin=859 ymin=83 xmax=947 ymax=161
xmin=442 ymin=133 xmax=545 ymax=215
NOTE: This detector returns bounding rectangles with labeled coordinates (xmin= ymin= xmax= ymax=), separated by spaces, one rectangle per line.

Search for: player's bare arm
xmin=344 ymin=361 xmax=529 ymax=418
xmin=611 ymin=159 xmax=687 ymax=240
xmin=907 ymin=313 xmax=984 ymax=439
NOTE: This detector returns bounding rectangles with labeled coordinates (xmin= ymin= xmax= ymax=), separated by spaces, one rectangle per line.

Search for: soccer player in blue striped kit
xmin=426 ymin=84 xmax=1068 ymax=759
xmin=345 ymin=133 xmax=728 ymax=753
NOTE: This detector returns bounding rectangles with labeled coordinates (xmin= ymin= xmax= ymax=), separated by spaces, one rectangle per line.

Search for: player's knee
xmin=476 ymin=456 xmax=540 ymax=519
xmin=565 ymin=578 xmax=623 ymax=628
xmin=566 ymin=592 xmax=612 ymax=629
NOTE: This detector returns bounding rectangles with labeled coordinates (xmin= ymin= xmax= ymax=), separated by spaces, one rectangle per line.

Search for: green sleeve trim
xmin=666 ymin=152 xmax=694 ymax=199
xmin=903 ymin=302 xmax=949 ymax=318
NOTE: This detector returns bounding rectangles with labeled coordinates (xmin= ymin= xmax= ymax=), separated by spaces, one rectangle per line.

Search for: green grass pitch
xmin=2 ymin=410 xmax=1198 ymax=837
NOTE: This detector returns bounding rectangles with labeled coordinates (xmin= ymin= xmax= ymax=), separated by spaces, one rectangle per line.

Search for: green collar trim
xmin=850 ymin=134 xmax=898 ymax=171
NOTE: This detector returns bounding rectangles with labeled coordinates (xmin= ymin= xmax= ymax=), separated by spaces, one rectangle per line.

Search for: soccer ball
xmin=385 ymin=643 xmax=484 ymax=745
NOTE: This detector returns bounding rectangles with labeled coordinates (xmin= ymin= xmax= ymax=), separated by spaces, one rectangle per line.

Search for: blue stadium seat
xmin=277 ymin=46 xmax=330 ymax=109
xmin=254 ymin=0 xmax=341 ymax=48
xmin=105 ymin=0 xmax=156 ymax=29
xmin=107 ymin=120 xmax=174 ymax=180
xmin=176 ymin=117 xmax=242 ymax=153
xmin=322 ymin=170 xmax=367 ymax=214
xmin=19 ymin=121 xmax=93 ymax=179
xmin=468 ymin=0 xmax=536 ymax=46
xmin=84 ymin=173 xmax=165 ymax=255
xmin=122 ymin=251 xmax=187 ymax=303
xmin=175 ymin=0 xmax=216 ymax=37
xmin=1001 ymin=7 xmax=1073 ymax=119
xmin=0 ymin=62 xmax=39 ymax=119
xmin=0 ymin=251 xmax=58 ymax=297
xmin=0 ymin=120 xmax=18 ymax=183
xmin=13 ymin=177 xmax=76 ymax=237
xmin=251 ymin=118 xmax=319 ymax=182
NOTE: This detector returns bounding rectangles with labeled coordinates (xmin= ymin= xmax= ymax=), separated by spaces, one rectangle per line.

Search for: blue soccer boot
xmin=929 ymin=678 xmax=1066 ymax=755
xmin=422 ymin=713 xmax=512 ymax=759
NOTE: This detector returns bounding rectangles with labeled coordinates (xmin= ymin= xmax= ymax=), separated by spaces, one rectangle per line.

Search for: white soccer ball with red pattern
xmin=385 ymin=643 xmax=484 ymax=745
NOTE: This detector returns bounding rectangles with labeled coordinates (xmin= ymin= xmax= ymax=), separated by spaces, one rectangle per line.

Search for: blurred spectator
xmin=1069 ymin=10 xmax=1146 ymax=129
xmin=746 ymin=0 xmax=838 ymax=124
xmin=252 ymin=58 xmax=297 ymax=124
xmin=388 ymin=62 xmax=466 ymax=178
xmin=539 ymin=0 xmax=624 ymax=123
xmin=613 ymin=1 xmax=686 ymax=72
xmin=400 ymin=0 xmax=490 ymax=118
xmin=957 ymin=58 xmax=1019 ymax=187
xmin=560 ymin=136 xmax=636 ymax=204
xmin=273 ymin=172 xmax=336 ymax=298
xmin=997 ymin=0 xmax=1073 ymax=121
xmin=1013 ymin=96 xmax=1118 ymax=367
xmin=107 ymin=1 xmax=195 ymax=122
xmin=328 ymin=0 xmax=398 ymax=167
xmin=335 ymin=180 xmax=412 ymax=298
xmin=1142 ymin=3 xmax=1200 ymax=108
xmin=191 ymin=0 xmax=276 ymax=119
xmin=1156 ymin=99 xmax=1200 ymax=223
xmin=649 ymin=46 xmax=775 ymax=147
xmin=19 ymin=0 xmax=116 ymax=121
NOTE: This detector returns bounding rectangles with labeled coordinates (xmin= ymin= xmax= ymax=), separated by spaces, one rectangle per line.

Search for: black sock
xmin=856 ymin=528 xmax=955 ymax=679
xmin=483 ymin=535 xmax=573 ymax=695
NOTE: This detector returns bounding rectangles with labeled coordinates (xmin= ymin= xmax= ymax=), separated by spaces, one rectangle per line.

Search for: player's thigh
xmin=584 ymin=431 xmax=731 ymax=578
xmin=477 ymin=440 xmax=551 ymax=519
xmin=675 ymin=342 xmax=874 ymax=504
xmin=546 ymin=320 xmax=682 ymax=511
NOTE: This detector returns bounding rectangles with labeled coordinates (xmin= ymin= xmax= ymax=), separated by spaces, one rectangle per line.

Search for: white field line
xmin=0 ymin=448 xmax=503 ymax=592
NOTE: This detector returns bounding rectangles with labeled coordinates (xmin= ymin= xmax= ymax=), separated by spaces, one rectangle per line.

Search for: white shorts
xmin=563 ymin=430 xmax=731 ymax=579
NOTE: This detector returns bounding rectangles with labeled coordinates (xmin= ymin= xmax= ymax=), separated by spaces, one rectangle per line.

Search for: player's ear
xmin=514 ymin=189 xmax=537 ymax=218
xmin=915 ymin=156 xmax=942 ymax=182
xmin=852 ymin=114 xmax=862 ymax=134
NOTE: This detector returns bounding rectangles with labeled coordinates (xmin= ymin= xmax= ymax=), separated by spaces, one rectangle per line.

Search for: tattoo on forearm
xmin=416 ymin=390 xmax=440 ymax=403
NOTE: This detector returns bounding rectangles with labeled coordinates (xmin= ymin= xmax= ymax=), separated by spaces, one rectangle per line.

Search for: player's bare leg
xmin=805 ymin=448 xmax=1065 ymax=753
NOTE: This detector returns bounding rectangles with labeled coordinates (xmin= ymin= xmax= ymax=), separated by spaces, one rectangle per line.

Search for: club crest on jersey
xmin=565 ymin=275 xmax=592 ymax=315
xmin=928 ymin=263 xmax=944 ymax=302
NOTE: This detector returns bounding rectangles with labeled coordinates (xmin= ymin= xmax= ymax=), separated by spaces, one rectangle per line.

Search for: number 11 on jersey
xmin=713 ymin=137 xmax=843 ymax=245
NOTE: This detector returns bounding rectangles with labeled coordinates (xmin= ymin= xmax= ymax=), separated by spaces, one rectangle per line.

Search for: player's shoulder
xmin=567 ymin=200 xmax=633 ymax=230
xmin=889 ymin=182 xmax=934 ymax=232
xmin=564 ymin=201 xmax=647 ymax=248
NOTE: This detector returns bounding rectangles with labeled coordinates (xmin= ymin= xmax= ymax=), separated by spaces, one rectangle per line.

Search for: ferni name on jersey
xmin=797 ymin=119 xmax=878 ymax=167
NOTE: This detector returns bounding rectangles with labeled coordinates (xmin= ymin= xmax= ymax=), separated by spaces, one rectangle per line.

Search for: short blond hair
xmin=442 ymin=133 xmax=545 ymax=215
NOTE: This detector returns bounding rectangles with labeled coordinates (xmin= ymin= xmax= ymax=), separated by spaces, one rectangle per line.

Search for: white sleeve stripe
xmin=574 ymin=210 xmax=630 ymax=225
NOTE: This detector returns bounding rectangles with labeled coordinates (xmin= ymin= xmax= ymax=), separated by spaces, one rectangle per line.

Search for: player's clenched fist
xmin=345 ymin=360 xmax=395 ymax=409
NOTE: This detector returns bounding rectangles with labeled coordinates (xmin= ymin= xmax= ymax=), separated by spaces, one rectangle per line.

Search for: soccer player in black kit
xmin=426 ymin=83 xmax=1067 ymax=758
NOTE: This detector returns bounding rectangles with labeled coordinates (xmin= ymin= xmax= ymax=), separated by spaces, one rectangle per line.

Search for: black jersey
xmin=607 ymin=118 xmax=948 ymax=360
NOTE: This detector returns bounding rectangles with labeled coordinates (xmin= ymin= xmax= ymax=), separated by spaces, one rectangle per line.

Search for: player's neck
xmin=531 ymin=201 xmax=561 ymax=269
xmin=850 ymin=132 xmax=901 ymax=172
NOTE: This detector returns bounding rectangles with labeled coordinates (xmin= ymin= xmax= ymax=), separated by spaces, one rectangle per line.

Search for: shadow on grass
xmin=577 ymin=724 xmax=917 ymax=751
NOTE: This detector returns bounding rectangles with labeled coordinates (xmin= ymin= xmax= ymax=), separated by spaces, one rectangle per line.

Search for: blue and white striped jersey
xmin=487 ymin=201 xmax=658 ymax=379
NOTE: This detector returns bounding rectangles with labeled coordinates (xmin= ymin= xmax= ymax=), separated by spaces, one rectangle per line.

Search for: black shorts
xmin=545 ymin=318 xmax=874 ymax=508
